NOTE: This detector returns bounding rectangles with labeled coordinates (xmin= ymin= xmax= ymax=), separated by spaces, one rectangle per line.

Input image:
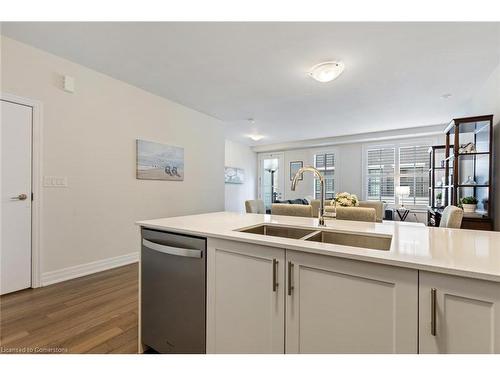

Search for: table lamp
xmin=396 ymin=186 xmax=410 ymax=208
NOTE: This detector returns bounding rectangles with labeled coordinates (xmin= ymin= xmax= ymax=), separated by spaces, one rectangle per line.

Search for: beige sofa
xmin=335 ymin=206 xmax=376 ymax=222
xmin=245 ymin=199 xmax=265 ymax=214
xmin=267 ymin=199 xmax=385 ymax=222
xmin=311 ymin=199 xmax=384 ymax=222
xmin=358 ymin=201 xmax=384 ymax=222
xmin=271 ymin=203 xmax=312 ymax=218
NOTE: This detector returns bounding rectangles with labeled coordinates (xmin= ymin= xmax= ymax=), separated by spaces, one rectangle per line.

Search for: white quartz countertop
xmin=136 ymin=211 xmax=500 ymax=282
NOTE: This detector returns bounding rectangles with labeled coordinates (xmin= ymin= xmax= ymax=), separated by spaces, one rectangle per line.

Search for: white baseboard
xmin=41 ymin=252 xmax=139 ymax=287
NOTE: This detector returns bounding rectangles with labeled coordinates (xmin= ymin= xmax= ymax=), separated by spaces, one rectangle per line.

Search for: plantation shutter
xmin=399 ymin=145 xmax=429 ymax=206
xmin=314 ymin=153 xmax=335 ymax=200
xmin=366 ymin=147 xmax=395 ymax=203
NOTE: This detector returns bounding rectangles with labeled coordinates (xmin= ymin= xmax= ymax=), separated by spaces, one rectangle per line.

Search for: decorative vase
xmin=462 ymin=204 xmax=477 ymax=213
xmin=462 ymin=176 xmax=476 ymax=185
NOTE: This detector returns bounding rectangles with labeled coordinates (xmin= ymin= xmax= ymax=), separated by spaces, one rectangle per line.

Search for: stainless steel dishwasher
xmin=141 ymin=228 xmax=206 ymax=353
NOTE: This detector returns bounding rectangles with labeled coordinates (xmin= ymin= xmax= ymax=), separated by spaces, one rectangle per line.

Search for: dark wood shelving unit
xmin=443 ymin=115 xmax=494 ymax=230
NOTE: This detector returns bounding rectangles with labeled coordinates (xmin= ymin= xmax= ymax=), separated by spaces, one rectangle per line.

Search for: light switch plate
xmin=43 ymin=176 xmax=68 ymax=187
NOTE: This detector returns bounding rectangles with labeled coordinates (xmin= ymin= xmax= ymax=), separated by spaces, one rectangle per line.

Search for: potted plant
xmin=460 ymin=196 xmax=478 ymax=213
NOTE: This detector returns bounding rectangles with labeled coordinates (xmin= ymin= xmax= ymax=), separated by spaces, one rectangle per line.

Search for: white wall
xmin=224 ymin=140 xmax=257 ymax=213
xmin=1 ymin=36 xmax=226 ymax=275
xmin=465 ymin=62 xmax=500 ymax=230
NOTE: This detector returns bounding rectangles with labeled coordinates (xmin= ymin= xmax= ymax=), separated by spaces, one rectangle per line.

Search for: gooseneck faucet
xmin=291 ymin=166 xmax=326 ymax=226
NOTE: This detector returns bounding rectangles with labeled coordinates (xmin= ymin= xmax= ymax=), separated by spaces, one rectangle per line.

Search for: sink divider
xmin=299 ymin=230 xmax=322 ymax=241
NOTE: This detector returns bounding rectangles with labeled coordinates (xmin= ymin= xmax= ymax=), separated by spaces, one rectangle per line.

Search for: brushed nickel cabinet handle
xmin=431 ymin=288 xmax=437 ymax=336
xmin=287 ymin=261 xmax=294 ymax=296
xmin=272 ymin=259 xmax=279 ymax=292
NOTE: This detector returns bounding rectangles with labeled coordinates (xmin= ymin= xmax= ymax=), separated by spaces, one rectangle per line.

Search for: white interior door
xmin=258 ymin=152 xmax=284 ymax=212
xmin=1 ymin=99 xmax=32 ymax=295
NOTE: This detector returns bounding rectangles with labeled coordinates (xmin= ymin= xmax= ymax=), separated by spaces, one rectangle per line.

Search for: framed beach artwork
xmin=290 ymin=161 xmax=303 ymax=180
xmin=225 ymin=167 xmax=244 ymax=184
xmin=136 ymin=139 xmax=184 ymax=181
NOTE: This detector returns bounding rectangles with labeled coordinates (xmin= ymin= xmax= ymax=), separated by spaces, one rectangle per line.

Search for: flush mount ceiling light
xmin=308 ymin=61 xmax=345 ymax=83
xmin=440 ymin=93 xmax=453 ymax=99
xmin=247 ymin=134 xmax=264 ymax=141
xmin=246 ymin=118 xmax=264 ymax=141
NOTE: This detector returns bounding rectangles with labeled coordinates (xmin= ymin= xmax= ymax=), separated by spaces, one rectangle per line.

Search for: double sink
xmin=236 ymin=224 xmax=392 ymax=251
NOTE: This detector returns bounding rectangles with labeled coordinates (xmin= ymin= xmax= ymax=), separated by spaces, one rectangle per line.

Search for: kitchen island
xmin=137 ymin=211 xmax=500 ymax=354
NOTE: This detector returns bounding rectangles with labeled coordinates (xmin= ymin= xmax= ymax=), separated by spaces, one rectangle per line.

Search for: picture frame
xmin=225 ymin=167 xmax=245 ymax=184
xmin=136 ymin=139 xmax=184 ymax=181
xmin=290 ymin=161 xmax=303 ymax=181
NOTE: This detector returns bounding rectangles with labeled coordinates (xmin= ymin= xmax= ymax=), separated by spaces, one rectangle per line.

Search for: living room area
xmin=221 ymin=23 xmax=500 ymax=232
xmin=239 ymin=113 xmax=497 ymax=230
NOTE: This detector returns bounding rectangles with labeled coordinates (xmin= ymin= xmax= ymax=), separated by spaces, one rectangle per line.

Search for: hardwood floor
xmin=0 ymin=263 xmax=138 ymax=354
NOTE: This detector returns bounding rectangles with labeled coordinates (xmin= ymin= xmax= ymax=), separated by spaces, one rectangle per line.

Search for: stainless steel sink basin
xmin=304 ymin=230 xmax=392 ymax=251
xmin=237 ymin=224 xmax=316 ymax=240
xmin=236 ymin=224 xmax=392 ymax=251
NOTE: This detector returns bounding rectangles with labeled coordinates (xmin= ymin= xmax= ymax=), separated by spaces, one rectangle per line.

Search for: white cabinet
xmin=206 ymin=238 xmax=285 ymax=353
xmin=419 ymin=271 xmax=500 ymax=353
xmin=285 ymin=250 xmax=418 ymax=353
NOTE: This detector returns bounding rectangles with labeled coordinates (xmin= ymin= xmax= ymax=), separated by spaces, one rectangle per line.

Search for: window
xmin=365 ymin=142 xmax=430 ymax=207
xmin=366 ymin=147 xmax=396 ymax=203
xmin=399 ymin=145 xmax=429 ymax=206
xmin=314 ymin=152 xmax=335 ymax=200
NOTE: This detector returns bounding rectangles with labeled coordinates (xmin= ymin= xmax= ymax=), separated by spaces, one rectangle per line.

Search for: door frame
xmin=1 ymin=92 xmax=43 ymax=288
xmin=257 ymin=152 xmax=285 ymax=204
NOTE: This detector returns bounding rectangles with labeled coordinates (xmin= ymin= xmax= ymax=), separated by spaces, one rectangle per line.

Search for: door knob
xmin=11 ymin=193 xmax=28 ymax=201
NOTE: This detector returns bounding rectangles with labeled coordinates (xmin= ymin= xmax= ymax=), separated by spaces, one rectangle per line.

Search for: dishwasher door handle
xmin=142 ymin=238 xmax=202 ymax=258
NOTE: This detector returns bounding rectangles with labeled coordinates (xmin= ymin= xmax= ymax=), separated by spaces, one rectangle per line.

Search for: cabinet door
xmin=285 ymin=251 xmax=418 ymax=353
xmin=206 ymin=238 xmax=285 ymax=353
xmin=419 ymin=271 xmax=500 ymax=353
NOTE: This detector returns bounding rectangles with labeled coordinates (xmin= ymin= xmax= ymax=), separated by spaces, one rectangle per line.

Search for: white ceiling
xmin=2 ymin=22 xmax=500 ymax=146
